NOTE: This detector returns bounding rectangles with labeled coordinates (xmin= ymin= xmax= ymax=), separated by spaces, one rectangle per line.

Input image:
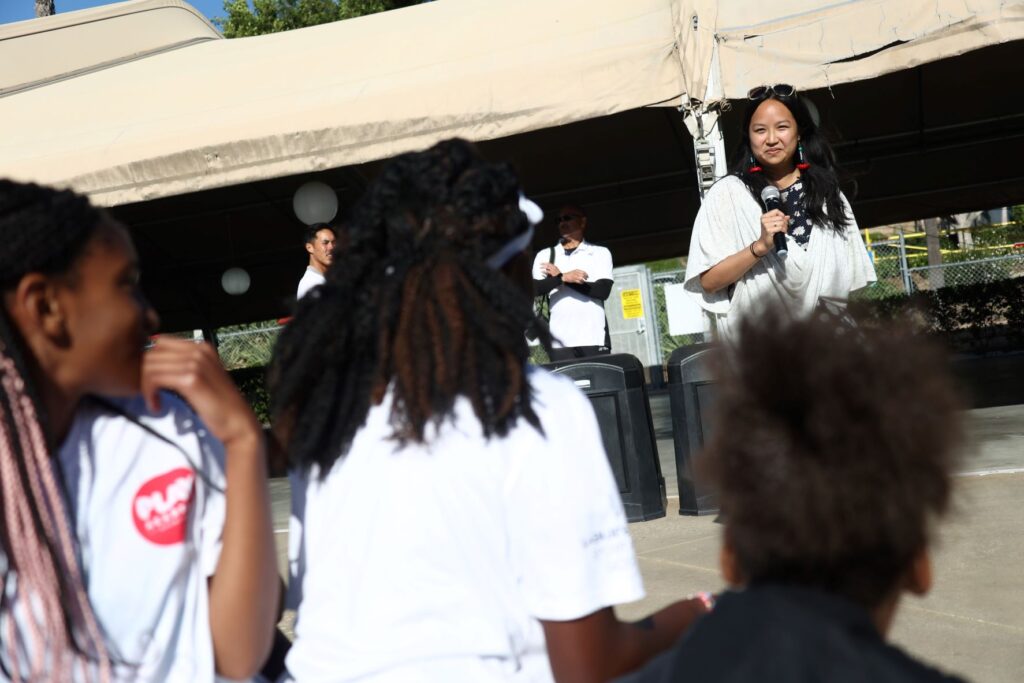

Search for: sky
xmin=0 ymin=0 xmax=225 ymax=25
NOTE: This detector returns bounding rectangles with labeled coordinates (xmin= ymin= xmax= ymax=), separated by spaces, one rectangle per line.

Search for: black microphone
xmin=760 ymin=186 xmax=788 ymax=256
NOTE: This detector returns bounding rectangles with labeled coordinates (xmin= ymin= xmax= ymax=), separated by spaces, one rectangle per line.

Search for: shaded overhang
xmin=2 ymin=0 xmax=1023 ymax=330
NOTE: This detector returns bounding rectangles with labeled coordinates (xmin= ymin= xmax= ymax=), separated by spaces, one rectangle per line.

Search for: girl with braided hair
xmin=273 ymin=139 xmax=708 ymax=683
xmin=0 ymin=179 xmax=279 ymax=681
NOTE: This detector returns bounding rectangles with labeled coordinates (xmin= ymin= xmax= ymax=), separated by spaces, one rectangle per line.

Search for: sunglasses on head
xmin=558 ymin=214 xmax=582 ymax=223
xmin=747 ymin=83 xmax=797 ymax=100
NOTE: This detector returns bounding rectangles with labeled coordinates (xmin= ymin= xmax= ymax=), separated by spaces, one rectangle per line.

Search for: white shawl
xmin=684 ymin=175 xmax=876 ymax=341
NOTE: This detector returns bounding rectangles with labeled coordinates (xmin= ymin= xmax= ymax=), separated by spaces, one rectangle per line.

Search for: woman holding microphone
xmin=683 ymin=84 xmax=876 ymax=341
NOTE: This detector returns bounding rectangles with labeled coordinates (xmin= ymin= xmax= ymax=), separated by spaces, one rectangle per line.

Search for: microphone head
xmin=760 ymin=185 xmax=781 ymax=202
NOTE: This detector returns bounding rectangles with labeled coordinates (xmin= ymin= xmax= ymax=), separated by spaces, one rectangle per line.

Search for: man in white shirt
xmin=296 ymin=223 xmax=336 ymax=300
xmin=532 ymin=204 xmax=614 ymax=361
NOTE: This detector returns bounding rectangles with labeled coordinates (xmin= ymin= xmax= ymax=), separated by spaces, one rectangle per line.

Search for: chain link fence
xmin=860 ymin=239 xmax=911 ymax=298
xmin=907 ymin=254 xmax=1024 ymax=292
xmin=864 ymin=229 xmax=1024 ymax=296
xmin=216 ymin=322 xmax=283 ymax=371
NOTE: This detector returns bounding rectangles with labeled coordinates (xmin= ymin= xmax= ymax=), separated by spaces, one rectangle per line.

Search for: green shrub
xmin=528 ymin=345 xmax=551 ymax=366
xmin=850 ymin=277 xmax=1024 ymax=353
xmin=229 ymin=366 xmax=271 ymax=426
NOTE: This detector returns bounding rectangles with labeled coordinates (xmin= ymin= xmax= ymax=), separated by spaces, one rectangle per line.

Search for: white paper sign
xmin=664 ymin=283 xmax=707 ymax=336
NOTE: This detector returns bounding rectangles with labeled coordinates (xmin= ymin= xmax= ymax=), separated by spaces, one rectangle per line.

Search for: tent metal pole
xmin=681 ymin=40 xmax=728 ymax=200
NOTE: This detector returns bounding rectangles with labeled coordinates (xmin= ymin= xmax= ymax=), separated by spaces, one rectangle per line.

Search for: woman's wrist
xmin=749 ymin=241 xmax=766 ymax=259
xmin=693 ymin=591 xmax=716 ymax=612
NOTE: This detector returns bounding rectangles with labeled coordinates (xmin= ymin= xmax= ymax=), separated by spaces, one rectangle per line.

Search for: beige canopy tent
xmin=0 ymin=0 xmax=221 ymax=97
xmin=1 ymin=0 xmax=1022 ymax=330
xmin=712 ymin=0 xmax=1024 ymax=98
xmin=1 ymin=0 xmax=709 ymax=206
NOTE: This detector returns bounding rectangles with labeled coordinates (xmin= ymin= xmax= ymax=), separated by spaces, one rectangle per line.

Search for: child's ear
xmin=11 ymin=274 xmax=68 ymax=343
xmin=719 ymin=533 xmax=744 ymax=587
xmin=905 ymin=547 xmax=933 ymax=596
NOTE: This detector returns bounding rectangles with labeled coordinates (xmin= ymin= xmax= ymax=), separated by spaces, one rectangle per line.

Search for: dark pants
xmin=549 ymin=345 xmax=611 ymax=362
xmin=259 ymin=628 xmax=292 ymax=681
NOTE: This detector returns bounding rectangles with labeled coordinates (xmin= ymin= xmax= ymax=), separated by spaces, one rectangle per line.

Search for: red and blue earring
xmin=796 ymin=143 xmax=810 ymax=170
xmin=749 ymin=154 xmax=763 ymax=173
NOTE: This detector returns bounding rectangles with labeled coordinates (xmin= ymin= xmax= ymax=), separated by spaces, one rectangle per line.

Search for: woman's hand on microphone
xmin=757 ymin=209 xmax=790 ymax=255
xmin=700 ymin=208 xmax=791 ymax=293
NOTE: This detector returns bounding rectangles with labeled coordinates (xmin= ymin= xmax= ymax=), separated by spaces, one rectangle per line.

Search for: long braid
xmin=0 ymin=179 xmax=112 ymax=681
xmin=0 ymin=353 xmax=109 ymax=682
xmin=271 ymin=139 xmax=548 ymax=475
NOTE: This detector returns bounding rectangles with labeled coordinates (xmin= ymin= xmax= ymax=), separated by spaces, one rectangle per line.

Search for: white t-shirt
xmin=55 ymin=394 xmax=230 ymax=682
xmin=283 ymin=368 xmax=644 ymax=683
xmin=532 ymin=241 xmax=613 ymax=348
xmin=296 ymin=267 xmax=326 ymax=300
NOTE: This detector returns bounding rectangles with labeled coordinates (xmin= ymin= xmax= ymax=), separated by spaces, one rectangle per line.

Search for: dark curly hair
xmin=729 ymin=93 xmax=850 ymax=232
xmin=705 ymin=310 xmax=962 ymax=609
xmin=269 ymin=139 xmax=551 ymax=475
xmin=0 ymin=179 xmax=112 ymax=679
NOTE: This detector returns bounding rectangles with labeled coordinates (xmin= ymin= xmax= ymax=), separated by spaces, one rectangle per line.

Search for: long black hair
xmin=0 ymin=179 xmax=112 ymax=680
xmin=729 ymin=93 xmax=850 ymax=231
xmin=269 ymin=139 xmax=550 ymax=476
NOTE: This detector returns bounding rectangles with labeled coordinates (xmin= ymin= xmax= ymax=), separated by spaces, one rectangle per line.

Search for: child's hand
xmin=141 ymin=337 xmax=261 ymax=448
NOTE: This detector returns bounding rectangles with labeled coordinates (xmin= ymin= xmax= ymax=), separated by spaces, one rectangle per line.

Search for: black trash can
xmin=544 ymin=353 xmax=666 ymax=522
xmin=667 ymin=344 xmax=718 ymax=516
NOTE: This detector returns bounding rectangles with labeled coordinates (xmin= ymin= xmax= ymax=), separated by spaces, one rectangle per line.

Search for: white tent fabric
xmin=712 ymin=0 xmax=1024 ymax=99
xmin=2 ymin=0 xmax=1022 ymax=211
xmin=0 ymin=0 xmax=706 ymax=207
xmin=0 ymin=0 xmax=220 ymax=96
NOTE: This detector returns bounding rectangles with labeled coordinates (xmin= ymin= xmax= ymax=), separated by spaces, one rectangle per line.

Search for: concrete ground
xmin=269 ymin=401 xmax=1024 ymax=682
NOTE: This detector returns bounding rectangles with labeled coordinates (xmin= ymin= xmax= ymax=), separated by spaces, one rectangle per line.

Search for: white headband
xmin=485 ymin=194 xmax=543 ymax=269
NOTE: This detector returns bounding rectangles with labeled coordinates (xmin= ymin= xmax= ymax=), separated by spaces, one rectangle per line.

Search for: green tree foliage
xmin=217 ymin=0 xmax=418 ymax=38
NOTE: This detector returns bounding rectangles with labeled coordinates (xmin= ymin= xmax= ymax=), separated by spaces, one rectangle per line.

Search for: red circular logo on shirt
xmin=132 ymin=468 xmax=196 ymax=545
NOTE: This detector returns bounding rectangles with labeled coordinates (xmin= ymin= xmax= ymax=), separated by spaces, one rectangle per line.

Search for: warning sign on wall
xmin=620 ymin=288 xmax=644 ymax=319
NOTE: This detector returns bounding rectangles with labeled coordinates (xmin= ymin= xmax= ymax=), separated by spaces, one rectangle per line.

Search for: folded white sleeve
xmin=841 ymin=193 xmax=878 ymax=292
xmin=683 ymin=177 xmax=756 ymax=315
